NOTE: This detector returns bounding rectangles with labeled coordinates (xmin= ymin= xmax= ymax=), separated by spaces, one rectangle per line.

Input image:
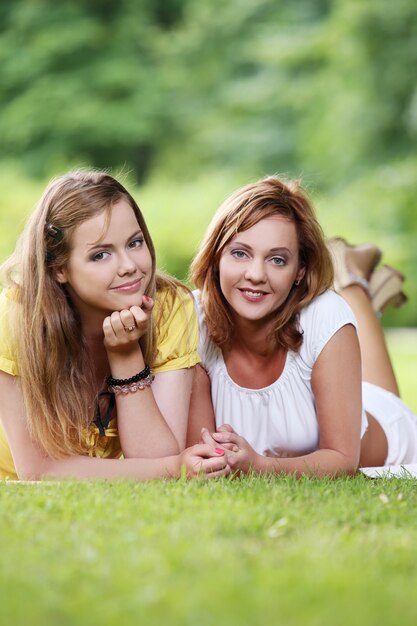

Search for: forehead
xmin=229 ymin=216 xmax=298 ymax=246
xmin=70 ymin=199 xmax=139 ymax=248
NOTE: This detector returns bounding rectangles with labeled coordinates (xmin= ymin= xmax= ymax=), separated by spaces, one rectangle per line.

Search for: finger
xmin=141 ymin=295 xmax=154 ymax=312
xmin=130 ymin=305 xmax=149 ymax=326
xmin=204 ymin=465 xmax=231 ymax=479
xmin=119 ymin=309 xmax=136 ymax=331
xmin=103 ymin=316 xmax=116 ymax=340
xmin=199 ymin=455 xmax=228 ymax=474
xmin=212 ymin=431 xmax=240 ymax=445
xmin=218 ymin=443 xmax=236 ymax=451
xmin=217 ymin=423 xmax=235 ymax=433
xmin=223 ymin=450 xmax=239 ymax=469
xmin=110 ymin=311 xmax=125 ymax=335
xmin=200 ymin=427 xmax=217 ymax=447
xmin=189 ymin=443 xmax=225 ymax=459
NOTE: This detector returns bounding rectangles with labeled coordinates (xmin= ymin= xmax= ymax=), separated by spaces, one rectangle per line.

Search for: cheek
xmin=218 ymin=258 xmax=229 ymax=288
xmin=138 ymin=246 xmax=153 ymax=270
xmin=139 ymin=249 xmax=153 ymax=289
xmin=218 ymin=259 xmax=238 ymax=301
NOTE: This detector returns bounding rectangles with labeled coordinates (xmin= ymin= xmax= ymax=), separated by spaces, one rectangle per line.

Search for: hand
xmin=103 ymin=295 xmax=154 ymax=354
xmin=200 ymin=425 xmax=239 ymax=452
xmin=211 ymin=430 xmax=261 ymax=474
xmin=178 ymin=444 xmax=231 ymax=479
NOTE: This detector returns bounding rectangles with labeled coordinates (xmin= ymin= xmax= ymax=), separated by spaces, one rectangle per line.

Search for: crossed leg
xmin=340 ymin=285 xmax=400 ymax=397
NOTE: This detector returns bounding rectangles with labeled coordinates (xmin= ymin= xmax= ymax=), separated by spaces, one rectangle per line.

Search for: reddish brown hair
xmin=191 ymin=176 xmax=333 ymax=351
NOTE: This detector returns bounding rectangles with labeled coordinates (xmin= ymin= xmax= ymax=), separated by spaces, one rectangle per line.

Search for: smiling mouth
xmin=111 ymin=278 xmax=143 ymax=292
xmin=238 ymin=288 xmax=268 ymax=299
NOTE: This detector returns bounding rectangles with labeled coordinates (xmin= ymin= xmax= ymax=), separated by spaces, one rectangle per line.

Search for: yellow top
xmin=0 ymin=287 xmax=200 ymax=479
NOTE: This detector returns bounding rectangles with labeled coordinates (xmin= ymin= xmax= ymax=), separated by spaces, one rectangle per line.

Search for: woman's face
xmin=218 ymin=216 xmax=304 ymax=327
xmin=56 ymin=198 xmax=153 ymax=320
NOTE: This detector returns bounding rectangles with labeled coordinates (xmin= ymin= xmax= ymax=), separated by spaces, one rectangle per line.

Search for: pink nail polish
xmin=215 ymin=448 xmax=224 ymax=455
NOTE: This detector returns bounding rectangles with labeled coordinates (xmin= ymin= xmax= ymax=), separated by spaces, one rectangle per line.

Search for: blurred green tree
xmin=0 ymin=0 xmax=416 ymax=321
xmin=0 ymin=0 xmax=187 ymax=179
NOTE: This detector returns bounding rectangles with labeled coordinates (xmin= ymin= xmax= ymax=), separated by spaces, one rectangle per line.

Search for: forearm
xmin=254 ymin=448 xmax=359 ymax=478
xmin=186 ymin=364 xmax=216 ymax=446
xmin=20 ymin=453 xmax=180 ymax=482
xmin=108 ymin=350 xmax=179 ymax=458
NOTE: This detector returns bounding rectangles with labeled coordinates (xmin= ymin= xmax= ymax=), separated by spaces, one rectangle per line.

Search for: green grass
xmin=0 ymin=343 xmax=416 ymax=626
xmin=386 ymin=328 xmax=417 ymax=413
xmin=1 ymin=475 xmax=417 ymax=626
xmin=1 ymin=167 xmax=417 ymax=625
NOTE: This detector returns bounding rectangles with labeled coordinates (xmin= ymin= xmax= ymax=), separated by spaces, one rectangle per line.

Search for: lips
xmin=111 ymin=278 xmax=143 ymax=293
xmin=238 ymin=288 xmax=269 ymax=301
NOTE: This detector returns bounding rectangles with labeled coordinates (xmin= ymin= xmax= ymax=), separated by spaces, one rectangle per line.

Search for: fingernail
xmin=215 ymin=448 xmax=224 ymax=455
xmin=143 ymin=295 xmax=150 ymax=302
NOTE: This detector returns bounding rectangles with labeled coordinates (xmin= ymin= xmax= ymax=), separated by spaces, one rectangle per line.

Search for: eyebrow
xmin=87 ymin=229 xmax=143 ymax=251
xmin=228 ymin=241 xmax=293 ymax=255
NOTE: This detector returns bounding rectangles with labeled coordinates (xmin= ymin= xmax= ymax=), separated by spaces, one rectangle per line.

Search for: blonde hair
xmin=1 ymin=170 xmax=180 ymax=458
xmin=191 ymin=176 xmax=333 ymax=351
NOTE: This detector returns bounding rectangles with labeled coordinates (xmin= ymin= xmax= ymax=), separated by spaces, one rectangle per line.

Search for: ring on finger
xmin=125 ymin=325 xmax=136 ymax=332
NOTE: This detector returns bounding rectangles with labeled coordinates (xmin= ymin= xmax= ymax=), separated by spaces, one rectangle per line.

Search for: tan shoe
xmin=327 ymin=238 xmax=382 ymax=293
xmin=369 ymin=265 xmax=408 ymax=314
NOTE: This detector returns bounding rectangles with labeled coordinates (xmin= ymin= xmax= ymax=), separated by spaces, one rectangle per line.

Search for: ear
xmin=54 ymin=267 xmax=68 ymax=284
xmin=296 ymin=266 xmax=306 ymax=283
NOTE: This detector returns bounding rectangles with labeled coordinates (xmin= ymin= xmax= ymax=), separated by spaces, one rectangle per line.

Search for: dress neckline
xmin=218 ymin=346 xmax=295 ymax=393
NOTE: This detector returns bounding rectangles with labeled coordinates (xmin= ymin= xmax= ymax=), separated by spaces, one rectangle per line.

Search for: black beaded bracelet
xmin=106 ymin=364 xmax=151 ymax=387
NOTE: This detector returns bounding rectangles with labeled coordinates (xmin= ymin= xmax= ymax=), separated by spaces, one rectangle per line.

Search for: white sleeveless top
xmin=193 ymin=289 xmax=368 ymax=457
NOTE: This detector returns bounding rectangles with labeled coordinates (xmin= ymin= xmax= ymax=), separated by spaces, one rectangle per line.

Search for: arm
xmin=104 ymin=300 xmax=181 ymax=458
xmin=0 ymin=372 xmax=229 ymax=481
xmin=186 ymin=365 xmax=216 ymax=447
xmin=213 ymin=325 xmax=363 ymax=477
xmin=152 ymin=367 xmax=195 ymax=451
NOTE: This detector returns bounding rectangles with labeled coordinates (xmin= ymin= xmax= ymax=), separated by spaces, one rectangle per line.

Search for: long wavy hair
xmin=191 ymin=176 xmax=334 ymax=351
xmin=1 ymin=170 xmax=180 ymax=458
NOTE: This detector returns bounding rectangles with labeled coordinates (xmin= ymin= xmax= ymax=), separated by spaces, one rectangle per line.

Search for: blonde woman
xmin=190 ymin=176 xmax=416 ymax=476
xmin=0 ymin=171 xmax=229 ymax=480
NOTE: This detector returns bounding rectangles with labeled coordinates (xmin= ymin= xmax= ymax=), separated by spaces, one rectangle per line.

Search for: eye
xmin=128 ymin=237 xmax=144 ymax=249
xmin=231 ymin=249 xmax=248 ymax=259
xmin=92 ymin=250 xmax=110 ymax=262
xmin=269 ymin=256 xmax=286 ymax=266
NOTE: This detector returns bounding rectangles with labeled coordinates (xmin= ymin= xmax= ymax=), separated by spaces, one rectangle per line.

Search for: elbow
xmin=16 ymin=467 xmax=42 ymax=481
xmin=349 ymin=446 xmax=361 ymax=474
xmin=15 ymin=458 xmax=54 ymax=482
xmin=335 ymin=450 xmax=360 ymax=477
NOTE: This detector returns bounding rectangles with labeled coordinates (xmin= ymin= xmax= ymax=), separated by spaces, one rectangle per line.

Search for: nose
xmin=244 ymin=257 xmax=267 ymax=283
xmin=117 ymin=249 xmax=136 ymax=276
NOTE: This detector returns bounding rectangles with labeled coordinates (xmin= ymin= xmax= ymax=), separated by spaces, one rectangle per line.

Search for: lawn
xmin=0 ymin=334 xmax=416 ymax=626
xmin=1 ymin=169 xmax=417 ymax=625
xmin=1 ymin=474 xmax=417 ymax=626
xmin=1 ymin=335 xmax=416 ymax=626
xmin=386 ymin=328 xmax=417 ymax=413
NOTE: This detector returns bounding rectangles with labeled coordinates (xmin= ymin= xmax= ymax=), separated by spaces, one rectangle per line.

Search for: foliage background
xmin=0 ymin=0 xmax=416 ymax=325
xmin=1 ymin=6 xmax=417 ymax=625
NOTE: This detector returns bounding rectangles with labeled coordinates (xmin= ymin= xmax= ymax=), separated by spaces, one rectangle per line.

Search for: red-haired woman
xmin=189 ymin=176 xmax=414 ymax=476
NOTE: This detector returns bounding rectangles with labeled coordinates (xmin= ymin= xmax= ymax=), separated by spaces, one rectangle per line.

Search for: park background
xmin=1 ymin=3 xmax=417 ymax=626
xmin=1 ymin=0 xmax=416 ymax=327
xmin=1 ymin=0 xmax=416 ymax=411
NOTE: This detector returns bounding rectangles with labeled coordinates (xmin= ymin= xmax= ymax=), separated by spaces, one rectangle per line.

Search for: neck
xmin=230 ymin=316 xmax=277 ymax=357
